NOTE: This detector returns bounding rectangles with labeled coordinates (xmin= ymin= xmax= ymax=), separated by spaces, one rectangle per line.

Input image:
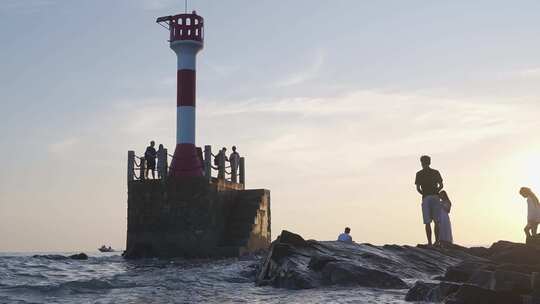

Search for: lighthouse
xmin=156 ymin=11 xmax=204 ymax=177
xmin=125 ymin=11 xmax=271 ymax=259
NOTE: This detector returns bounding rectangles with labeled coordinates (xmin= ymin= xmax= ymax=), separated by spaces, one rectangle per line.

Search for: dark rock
xmin=491 ymin=246 xmax=540 ymax=265
xmin=526 ymin=234 xmax=540 ymax=248
xmin=405 ymin=281 xmax=460 ymax=302
xmin=467 ymin=247 xmax=490 ymax=257
xmin=523 ymin=295 xmax=540 ymax=304
xmin=321 ymin=261 xmax=408 ymax=289
xmin=308 ymin=254 xmax=338 ymax=271
xmin=273 ymin=269 xmax=320 ymax=290
xmin=489 ymin=240 xmax=526 ymax=256
xmin=270 ymin=243 xmax=294 ymax=262
xmin=406 ymin=281 xmax=437 ymax=302
xmin=493 ymin=270 xmax=531 ymax=293
xmin=257 ymin=230 xmax=485 ymax=290
xmin=532 ymin=272 xmax=540 ymax=292
xmin=443 ymin=261 xmax=491 ymax=283
xmin=467 ymin=270 xmax=495 ymax=289
xmin=496 ymin=263 xmax=540 ymax=275
xmin=444 ymin=284 xmax=522 ymax=304
xmin=69 ymin=253 xmax=88 ymax=260
xmin=278 ymin=230 xmax=309 ymax=247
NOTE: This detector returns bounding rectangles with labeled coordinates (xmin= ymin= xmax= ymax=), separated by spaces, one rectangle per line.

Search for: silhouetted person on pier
xmin=520 ymin=187 xmax=540 ymax=239
xmin=229 ymin=146 xmax=240 ymax=179
xmin=415 ymin=155 xmax=444 ymax=246
xmin=215 ymin=147 xmax=228 ymax=179
xmin=337 ymin=227 xmax=353 ymax=243
xmin=157 ymin=144 xmax=166 ymax=179
xmin=145 ymin=141 xmax=157 ymax=179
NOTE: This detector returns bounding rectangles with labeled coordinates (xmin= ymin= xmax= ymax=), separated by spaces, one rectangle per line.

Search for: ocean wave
xmin=1 ymin=278 xmax=139 ymax=295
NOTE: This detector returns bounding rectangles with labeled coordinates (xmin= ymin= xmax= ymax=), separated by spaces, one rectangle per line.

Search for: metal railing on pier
xmin=127 ymin=145 xmax=245 ymax=185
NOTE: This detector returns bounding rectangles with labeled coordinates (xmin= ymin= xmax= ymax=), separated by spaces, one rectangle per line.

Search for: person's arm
xmin=415 ymin=173 xmax=423 ymax=195
xmin=437 ymin=171 xmax=444 ymax=192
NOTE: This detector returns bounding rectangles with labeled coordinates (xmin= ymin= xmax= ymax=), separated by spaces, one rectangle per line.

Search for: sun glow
xmin=512 ymin=148 xmax=540 ymax=192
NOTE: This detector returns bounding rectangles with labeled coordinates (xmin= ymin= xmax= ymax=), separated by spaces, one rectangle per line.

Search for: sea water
xmin=0 ymin=252 xmax=408 ymax=304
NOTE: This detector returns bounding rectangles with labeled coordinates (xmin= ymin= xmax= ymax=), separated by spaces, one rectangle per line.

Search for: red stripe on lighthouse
xmin=177 ymin=70 xmax=196 ymax=107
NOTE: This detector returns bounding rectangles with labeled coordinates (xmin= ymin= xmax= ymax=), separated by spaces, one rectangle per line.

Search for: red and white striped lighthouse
xmin=157 ymin=12 xmax=204 ymax=177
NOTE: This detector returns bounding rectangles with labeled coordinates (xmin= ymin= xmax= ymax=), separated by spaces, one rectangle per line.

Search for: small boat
xmin=98 ymin=245 xmax=115 ymax=252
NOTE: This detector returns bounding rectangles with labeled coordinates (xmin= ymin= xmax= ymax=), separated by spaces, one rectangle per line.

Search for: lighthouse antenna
xmin=185 ymin=0 xmax=187 ymax=13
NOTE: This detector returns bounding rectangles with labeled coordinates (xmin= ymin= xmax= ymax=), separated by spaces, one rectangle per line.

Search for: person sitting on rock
xmin=338 ymin=227 xmax=353 ymax=243
xmin=520 ymin=187 xmax=540 ymax=239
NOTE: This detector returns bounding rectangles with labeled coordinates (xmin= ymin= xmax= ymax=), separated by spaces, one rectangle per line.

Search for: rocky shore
xmin=256 ymin=230 xmax=540 ymax=303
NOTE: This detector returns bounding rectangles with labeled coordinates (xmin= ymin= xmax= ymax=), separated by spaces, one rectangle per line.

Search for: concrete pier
xmin=125 ymin=175 xmax=270 ymax=258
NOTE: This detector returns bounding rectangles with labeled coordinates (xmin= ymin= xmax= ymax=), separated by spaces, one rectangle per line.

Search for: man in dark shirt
xmin=415 ymin=155 xmax=444 ymax=246
xmin=144 ymin=140 xmax=157 ymax=179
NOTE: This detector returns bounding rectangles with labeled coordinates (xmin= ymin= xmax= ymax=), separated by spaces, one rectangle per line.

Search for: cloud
xmin=273 ymin=50 xmax=325 ymax=87
xmin=502 ymin=67 xmax=540 ymax=80
xmin=203 ymin=62 xmax=240 ymax=78
xmin=0 ymin=0 xmax=55 ymax=13
xmin=196 ymin=89 xmax=539 ymax=176
xmin=139 ymin=0 xmax=177 ymax=11
xmin=515 ymin=68 xmax=540 ymax=78
xmin=48 ymin=137 xmax=80 ymax=157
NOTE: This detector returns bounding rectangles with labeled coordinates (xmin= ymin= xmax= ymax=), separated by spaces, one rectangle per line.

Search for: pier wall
xmin=125 ymin=177 xmax=270 ymax=258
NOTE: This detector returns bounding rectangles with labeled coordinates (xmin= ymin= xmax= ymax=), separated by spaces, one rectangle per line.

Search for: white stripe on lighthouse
xmin=173 ymin=42 xmax=201 ymax=71
xmin=177 ymin=53 xmax=197 ymax=70
xmin=177 ymin=106 xmax=196 ymax=144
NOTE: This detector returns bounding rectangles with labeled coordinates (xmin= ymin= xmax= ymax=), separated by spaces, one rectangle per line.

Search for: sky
xmin=1 ymin=0 xmax=540 ymax=252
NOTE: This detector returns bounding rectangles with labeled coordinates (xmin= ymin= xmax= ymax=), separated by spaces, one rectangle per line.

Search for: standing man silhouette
xmin=229 ymin=146 xmax=240 ymax=181
xmin=415 ymin=155 xmax=444 ymax=246
xmin=144 ymin=140 xmax=157 ymax=179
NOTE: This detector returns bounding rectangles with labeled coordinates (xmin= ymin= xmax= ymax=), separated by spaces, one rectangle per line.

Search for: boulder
xmin=496 ymin=263 xmax=540 ymax=275
xmin=493 ymin=270 xmax=532 ymax=293
xmin=467 ymin=247 xmax=490 ymax=257
xmin=467 ymin=270 xmax=495 ymax=290
xmin=491 ymin=246 xmax=540 ymax=265
xmin=405 ymin=281 xmax=460 ymax=302
xmin=69 ymin=253 xmax=88 ymax=260
xmin=256 ymin=230 xmax=483 ymax=291
xmin=308 ymin=254 xmax=338 ymax=271
xmin=532 ymin=272 xmax=540 ymax=292
xmin=526 ymin=234 xmax=540 ymax=248
xmin=489 ymin=240 xmax=526 ymax=255
xmin=279 ymin=230 xmax=309 ymax=247
xmin=321 ymin=261 xmax=408 ymax=289
xmin=271 ymin=268 xmax=320 ymax=290
xmin=444 ymin=284 xmax=522 ymax=304
xmin=443 ymin=261 xmax=490 ymax=283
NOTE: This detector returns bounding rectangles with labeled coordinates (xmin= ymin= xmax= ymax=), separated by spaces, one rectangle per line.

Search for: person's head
xmin=521 ymin=187 xmax=540 ymax=206
xmin=420 ymin=155 xmax=431 ymax=169
xmin=158 ymin=144 xmax=164 ymax=150
xmin=232 ymin=146 xmax=237 ymax=152
xmin=150 ymin=140 xmax=155 ymax=147
xmin=439 ymin=190 xmax=449 ymax=201
xmin=344 ymin=227 xmax=351 ymax=234
xmin=520 ymin=187 xmax=533 ymax=198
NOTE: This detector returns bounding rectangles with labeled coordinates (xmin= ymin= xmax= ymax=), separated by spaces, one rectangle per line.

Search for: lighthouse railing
xmin=127 ymin=145 xmax=244 ymax=185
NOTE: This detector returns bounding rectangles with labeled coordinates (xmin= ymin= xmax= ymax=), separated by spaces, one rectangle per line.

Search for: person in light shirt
xmin=520 ymin=187 xmax=540 ymax=239
xmin=337 ymin=227 xmax=353 ymax=243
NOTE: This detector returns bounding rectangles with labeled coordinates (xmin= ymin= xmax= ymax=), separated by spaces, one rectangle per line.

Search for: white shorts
xmin=422 ymin=195 xmax=441 ymax=224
